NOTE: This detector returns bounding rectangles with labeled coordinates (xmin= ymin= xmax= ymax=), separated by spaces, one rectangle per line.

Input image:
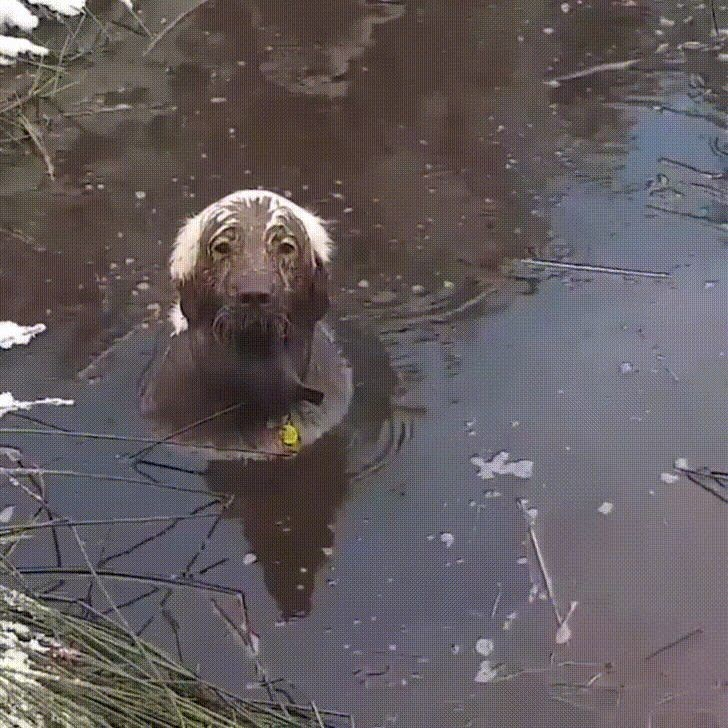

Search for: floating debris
xmin=0 ymin=393 xmax=74 ymax=419
xmin=619 ymin=362 xmax=635 ymax=375
xmin=470 ymin=451 xmax=534 ymax=480
xmin=520 ymin=258 xmax=670 ymax=279
xmin=660 ymin=472 xmax=680 ymax=484
xmin=502 ymin=611 xmax=518 ymax=631
xmin=555 ymin=601 xmax=579 ymax=645
xmin=242 ymin=553 xmax=257 ymax=566
xmin=475 ymin=638 xmax=494 ymax=657
xmin=440 ymin=532 xmax=455 ymax=549
xmin=474 ymin=659 xmax=498 ymax=683
xmin=0 ymin=322 xmax=45 ymax=349
xmin=597 ymin=501 xmax=614 ymax=515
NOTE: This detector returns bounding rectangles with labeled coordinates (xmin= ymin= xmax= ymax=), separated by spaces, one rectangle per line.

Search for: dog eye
xmin=277 ymin=237 xmax=297 ymax=256
xmin=210 ymin=231 xmax=235 ymax=256
xmin=212 ymin=241 xmax=231 ymax=255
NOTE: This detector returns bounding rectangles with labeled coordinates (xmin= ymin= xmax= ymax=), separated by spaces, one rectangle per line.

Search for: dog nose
xmin=233 ymin=271 xmax=277 ymax=304
xmin=238 ymin=291 xmax=271 ymax=305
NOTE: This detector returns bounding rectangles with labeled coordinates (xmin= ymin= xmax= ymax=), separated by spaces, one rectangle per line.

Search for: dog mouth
xmin=211 ymin=304 xmax=289 ymax=347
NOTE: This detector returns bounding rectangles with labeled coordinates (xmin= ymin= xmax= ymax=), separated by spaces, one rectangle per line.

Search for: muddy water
xmin=1 ymin=1 xmax=727 ymax=726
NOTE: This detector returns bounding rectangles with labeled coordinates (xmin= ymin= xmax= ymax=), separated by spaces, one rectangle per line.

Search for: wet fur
xmin=141 ymin=191 xmax=331 ymax=425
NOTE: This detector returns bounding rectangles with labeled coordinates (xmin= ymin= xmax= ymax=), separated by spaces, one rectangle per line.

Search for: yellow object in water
xmin=280 ymin=422 xmax=301 ymax=449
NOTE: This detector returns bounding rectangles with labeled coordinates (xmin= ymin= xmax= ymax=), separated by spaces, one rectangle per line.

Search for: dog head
xmin=168 ymin=191 xmax=331 ymax=350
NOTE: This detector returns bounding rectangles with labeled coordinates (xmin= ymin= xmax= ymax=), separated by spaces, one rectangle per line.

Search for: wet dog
xmin=139 ymin=191 xmax=339 ymax=442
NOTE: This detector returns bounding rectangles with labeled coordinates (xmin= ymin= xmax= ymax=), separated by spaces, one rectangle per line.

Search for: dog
xmin=139 ymin=190 xmax=349 ymax=451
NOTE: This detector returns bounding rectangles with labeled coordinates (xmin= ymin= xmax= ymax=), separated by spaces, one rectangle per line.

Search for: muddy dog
xmin=138 ymin=190 xmax=346 ymax=451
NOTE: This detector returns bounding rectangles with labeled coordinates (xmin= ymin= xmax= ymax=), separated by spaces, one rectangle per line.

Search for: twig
xmin=682 ymin=471 xmax=728 ymax=504
xmin=311 ymin=702 xmax=326 ymax=728
xmin=0 ymin=460 xmax=219 ymax=497
xmin=0 ymin=512 xmax=220 ymax=534
xmin=69 ymin=525 xmax=186 ymax=725
xmin=118 ymin=1 xmax=152 ymax=37
xmin=710 ymin=0 xmax=719 ymax=36
xmin=15 ymin=566 xmax=244 ymax=596
xmin=0 ymin=427 xmax=292 ymax=458
xmin=144 ymin=0 xmax=213 ymax=56
xmin=549 ymin=59 xmax=640 ymax=84
xmin=517 ymin=499 xmax=562 ymax=625
xmin=659 ymin=157 xmax=726 ymax=180
xmin=645 ymin=628 xmax=703 ymax=661
xmin=1 ymin=467 xmax=165 ymax=486
xmin=18 ymin=115 xmax=54 ymax=179
xmin=519 ymin=259 xmax=671 ymax=279
xmin=128 ymin=400 xmax=247 ymax=460
xmin=98 ymin=500 xmax=219 ymax=568
xmin=490 ymin=581 xmax=502 ymax=620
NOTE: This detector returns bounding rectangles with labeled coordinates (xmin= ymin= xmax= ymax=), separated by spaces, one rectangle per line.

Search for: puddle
xmin=1 ymin=0 xmax=726 ymax=726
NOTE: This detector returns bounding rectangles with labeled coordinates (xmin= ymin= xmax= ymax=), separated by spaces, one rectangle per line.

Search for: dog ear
xmin=308 ymin=254 xmax=329 ymax=322
xmin=177 ymin=278 xmax=204 ymax=326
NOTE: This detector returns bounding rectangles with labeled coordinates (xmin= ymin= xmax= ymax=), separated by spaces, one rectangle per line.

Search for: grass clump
xmin=0 ymin=584 xmax=339 ymax=727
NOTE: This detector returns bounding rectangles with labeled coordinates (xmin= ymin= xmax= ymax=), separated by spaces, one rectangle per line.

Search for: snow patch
xmin=470 ymin=451 xmax=534 ymax=480
xmin=0 ymin=392 xmax=74 ymax=419
xmin=0 ymin=2 xmax=39 ymax=32
xmin=597 ymin=501 xmax=614 ymax=515
xmin=26 ymin=0 xmax=87 ymax=16
xmin=0 ymin=35 xmax=48 ymax=62
xmin=0 ymin=322 xmax=46 ymax=350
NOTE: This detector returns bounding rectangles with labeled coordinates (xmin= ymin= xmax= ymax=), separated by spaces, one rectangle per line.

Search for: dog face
xmin=169 ymin=191 xmax=331 ymax=349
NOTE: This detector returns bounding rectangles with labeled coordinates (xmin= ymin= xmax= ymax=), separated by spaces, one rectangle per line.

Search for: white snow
xmin=0 ymin=322 xmax=46 ymax=350
xmin=1 ymin=0 xmax=92 ymax=67
xmin=26 ymin=0 xmax=87 ymax=16
xmin=474 ymin=660 xmax=498 ymax=683
xmin=475 ymin=638 xmax=494 ymax=657
xmin=0 ymin=35 xmax=49 ymax=62
xmin=0 ymin=1 xmax=39 ymax=32
xmin=470 ymin=451 xmax=534 ymax=480
xmin=0 ymin=392 xmax=74 ymax=419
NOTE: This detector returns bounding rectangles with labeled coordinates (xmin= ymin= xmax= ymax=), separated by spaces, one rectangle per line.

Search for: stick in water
xmin=520 ymin=259 xmax=671 ymax=279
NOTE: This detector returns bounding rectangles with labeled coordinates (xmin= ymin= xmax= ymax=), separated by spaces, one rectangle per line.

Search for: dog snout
xmin=238 ymin=291 xmax=271 ymax=305
xmin=231 ymin=272 xmax=277 ymax=305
